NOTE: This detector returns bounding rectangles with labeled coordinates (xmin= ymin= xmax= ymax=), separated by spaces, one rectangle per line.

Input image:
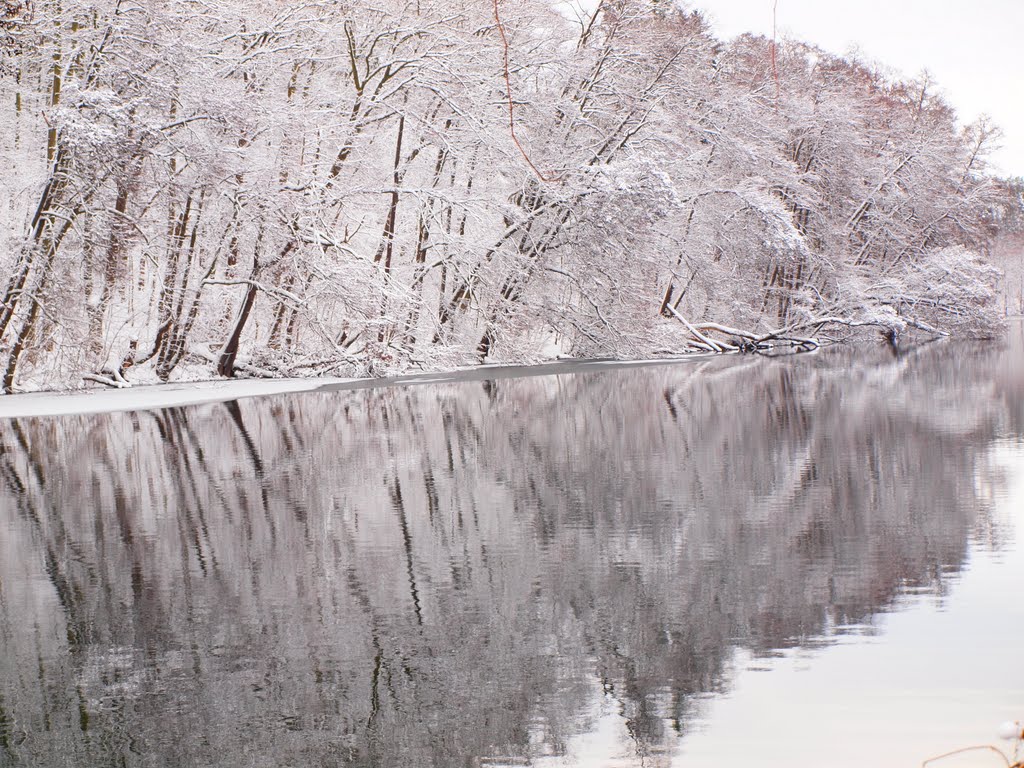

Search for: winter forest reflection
xmin=1 ymin=338 xmax=1023 ymax=767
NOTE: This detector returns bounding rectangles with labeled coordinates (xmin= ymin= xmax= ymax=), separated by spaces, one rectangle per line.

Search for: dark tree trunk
xmin=216 ymin=265 xmax=260 ymax=378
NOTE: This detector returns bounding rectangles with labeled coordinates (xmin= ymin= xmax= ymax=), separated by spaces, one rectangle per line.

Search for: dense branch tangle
xmin=0 ymin=0 xmax=1005 ymax=391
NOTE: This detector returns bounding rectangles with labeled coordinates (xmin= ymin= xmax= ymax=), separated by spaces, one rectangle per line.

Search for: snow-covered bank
xmin=0 ymin=357 xmax=704 ymax=419
xmin=0 ymin=377 xmax=352 ymax=419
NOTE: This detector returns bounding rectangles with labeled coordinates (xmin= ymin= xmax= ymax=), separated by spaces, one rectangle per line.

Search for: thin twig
xmin=493 ymin=0 xmax=559 ymax=182
xmin=921 ymin=744 xmax=1011 ymax=768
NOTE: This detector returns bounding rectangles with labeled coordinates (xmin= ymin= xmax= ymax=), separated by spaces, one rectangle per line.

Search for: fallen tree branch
xmin=901 ymin=316 xmax=950 ymax=337
xmin=681 ymin=314 xmax=820 ymax=351
xmin=755 ymin=327 xmax=820 ymax=349
xmin=82 ymin=372 xmax=129 ymax=388
xmin=666 ymin=305 xmax=737 ymax=352
xmin=693 ymin=322 xmax=760 ymax=341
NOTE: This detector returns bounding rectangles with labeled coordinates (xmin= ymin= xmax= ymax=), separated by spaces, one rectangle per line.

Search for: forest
xmin=0 ymin=0 xmax=1018 ymax=392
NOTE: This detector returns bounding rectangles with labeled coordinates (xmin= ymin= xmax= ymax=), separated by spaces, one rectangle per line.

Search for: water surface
xmin=1 ymin=334 xmax=1023 ymax=767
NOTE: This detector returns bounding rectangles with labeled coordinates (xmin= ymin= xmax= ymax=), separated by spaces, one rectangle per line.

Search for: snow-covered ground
xmin=0 ymin=357 xmax=701 ymax=419
xmin=0 ymin=377 xmax=352 ymax=419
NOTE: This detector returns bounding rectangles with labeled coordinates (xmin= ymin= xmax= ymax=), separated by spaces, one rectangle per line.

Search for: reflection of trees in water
xmin=0 ymin=342 xmax=1016 ymax=767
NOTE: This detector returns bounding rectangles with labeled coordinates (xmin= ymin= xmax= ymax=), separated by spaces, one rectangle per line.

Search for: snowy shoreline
xmin=0 ymin=356 xmax=702 ymax=419
xmin=0 ymin=377 xmax=350 ymax=419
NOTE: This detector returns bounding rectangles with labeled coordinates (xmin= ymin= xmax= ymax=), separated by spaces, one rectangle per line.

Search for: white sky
xmin=694 ymin=0 xmax=1024 ymax=177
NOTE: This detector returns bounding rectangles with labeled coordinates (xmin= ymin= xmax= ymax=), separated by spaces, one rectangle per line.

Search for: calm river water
xmin=1 ymin=331 xmax=1023 ymax=768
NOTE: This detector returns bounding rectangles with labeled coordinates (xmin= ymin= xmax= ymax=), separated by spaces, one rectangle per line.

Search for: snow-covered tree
xmin=0 ymin=0 xmax=1010 ymax=392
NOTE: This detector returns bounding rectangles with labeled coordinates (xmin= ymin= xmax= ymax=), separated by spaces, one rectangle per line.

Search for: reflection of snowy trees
xmin=0 ymin=0 xmax=1009 ymax=392
xmin=0 ymin=343 xmax=1015 ymax=766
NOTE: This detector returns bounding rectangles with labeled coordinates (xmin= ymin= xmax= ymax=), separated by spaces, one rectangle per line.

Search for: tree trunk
xmin=216 ymin=263 xmax=261 ymax=378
